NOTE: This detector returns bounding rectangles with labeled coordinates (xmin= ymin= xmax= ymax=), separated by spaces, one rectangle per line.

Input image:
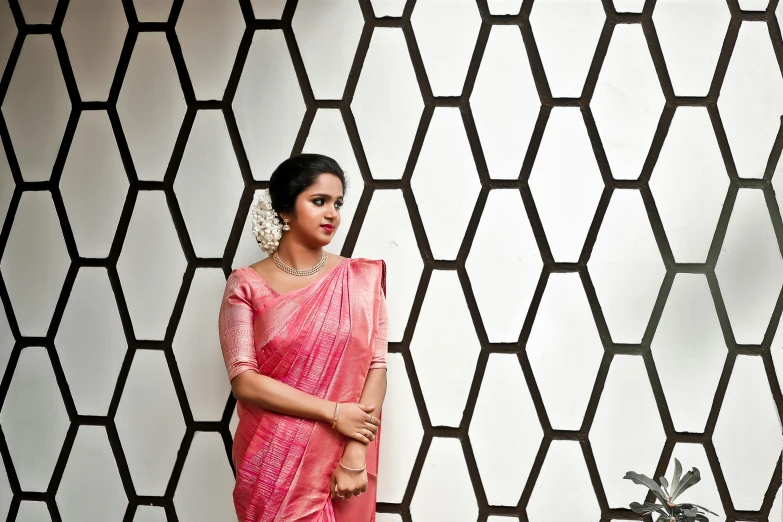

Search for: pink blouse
xmin=221 ymin=266 xmax=388 ymax=383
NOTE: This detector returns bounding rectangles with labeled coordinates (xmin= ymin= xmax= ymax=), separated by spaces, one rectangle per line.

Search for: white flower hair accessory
xmin=251 ymin=189 xmax=283 ymax=254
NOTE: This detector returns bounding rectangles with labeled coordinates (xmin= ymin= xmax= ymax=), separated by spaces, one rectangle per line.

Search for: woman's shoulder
xmin=224 ymin=266 xmax=254 ymax=294
xmin=224 ymin=266 xmax=276 ymax=301
xmin=346 ymin=256 xmax=385 ymax=272
xmin=228 ymin=265 xmax=256 ymax=282
xmin=346 ymin=257 xmax=386 ymax=295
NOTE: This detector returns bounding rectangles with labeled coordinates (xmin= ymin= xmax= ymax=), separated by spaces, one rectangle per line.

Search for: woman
xmin=218 ymin=154 xmax=388 ymax=522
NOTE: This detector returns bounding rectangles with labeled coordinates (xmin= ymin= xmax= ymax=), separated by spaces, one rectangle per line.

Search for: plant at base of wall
xmin=623 ymin=459 xmax=717 ymax=522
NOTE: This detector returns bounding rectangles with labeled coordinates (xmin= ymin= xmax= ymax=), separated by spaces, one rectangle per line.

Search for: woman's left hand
xmin=330 ymin=464 xmax=368 ymax=501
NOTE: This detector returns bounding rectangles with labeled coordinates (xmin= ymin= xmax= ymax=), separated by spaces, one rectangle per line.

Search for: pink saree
xmin=219 ymin=257 xmax=388 ymax=522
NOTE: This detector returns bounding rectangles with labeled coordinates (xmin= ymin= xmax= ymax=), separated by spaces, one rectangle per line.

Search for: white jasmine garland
xmin=251 ymin=189 xmax=283 ymax=254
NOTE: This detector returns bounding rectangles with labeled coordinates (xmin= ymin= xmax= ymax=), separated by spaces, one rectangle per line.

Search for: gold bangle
xmin=331 ymin=402 xmax=340 ymax=429
xmin=339 ymin=460 xmax=367 ymax=473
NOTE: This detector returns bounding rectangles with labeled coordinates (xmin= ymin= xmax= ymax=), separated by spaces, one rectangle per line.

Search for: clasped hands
xmin=329 ymin=402 xmax=380 ymax=501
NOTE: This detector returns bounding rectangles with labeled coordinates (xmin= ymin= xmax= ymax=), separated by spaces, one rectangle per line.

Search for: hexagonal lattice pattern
xmin=589 ymin=190 xmax=665 ymax=343
xmin=651 ymin=274 xmax=726 ymax=433
xmin=471 ymin=25 xmax=539 ymax=180
xmin=56 ymin=426 xmax=127 ymax=522
xmin=652 ymin=0 xmax=730 ymax=96
xmin=650 ymin=107 xmax=729 ymax=263
xmin=470 ymin=353 xmax=542 ymax=506
xmin=62 ymin=0 xmax=127 ymax=102
xmin=411 ymin=107 xmax=480 ymax=260
xmin=352 ymin=28 xmax=423 ymax=180
xmin=173 ymin=110 xmax=243 ymax=259
xmin=292 ymin=0 xmax=364 ymax=100
xmin=2 ymin=34 xmax=70 ymax=182
xmin=410 ymin=271 xmax=480 ymax=427
xmin=2 ymin=191 xmax=70 ymax=336
xmin=716 ymin=189 xmax=783 ymax=344
xmin=592 ymin=24 xmax=665 ymax=180
xmin=172 ymin=268 xmax=231 ymax=422
xmin=411 ymin=0 xmax=481 ymax=97
xmin=530 ymin=0 xmax=604 ymax=98
xmin=2 ymin=346 xmax=70 ymax=492
xmin=1 ymin=2 xmax=782 ymax=521
xmin=55 ymin=267 xmax=126 ymax=416
xmin=719 ymin=22 xmax=783 ymax=180
xmin=714 ymin=356 xmax=782 ymax=509
xmin=467 ymin=189 xmax=542 ymax=342
xmin=234 ymin=29 xmax=306 ymax=181
xmin=60 ymin=111 xmax=129 ymax=258
xmin=115 ymin=351 xmax=186 ymax=496
xmin=590 ymin=355 xmax=666 ymax=508
xmin=172 ymin=432 xmax=235 ymax=522
xmin=527 ymin=273 xmax=603 ymax=430
xmin=175 ymin=0 xmax=244 ymax=101
xmin=116 ymin=191 xmax=187 ymax=340
xmin=410 ymin=438 xmax=477 ymax=522
xmin=529 ymin=107 xmax=603 ymax=262
xmin=116 ymin=32 xmax=186 ymax=182
xmin=527 ymin=440 xmax=600 ymax=521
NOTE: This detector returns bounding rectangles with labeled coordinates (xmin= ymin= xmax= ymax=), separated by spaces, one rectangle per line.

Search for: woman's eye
xmin=335 ymin=201 xmax=343 ymax=209
xmin=313 ymin=198 xmax=324 ymax=206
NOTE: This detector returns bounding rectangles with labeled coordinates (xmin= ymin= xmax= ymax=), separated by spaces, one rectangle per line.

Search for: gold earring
xmin=282 ymin=217 xmax=290 ymax=231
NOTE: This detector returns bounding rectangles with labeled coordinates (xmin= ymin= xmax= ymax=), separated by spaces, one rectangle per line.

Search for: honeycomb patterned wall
xmin=0 ymin=0 xmax=782 ymax=521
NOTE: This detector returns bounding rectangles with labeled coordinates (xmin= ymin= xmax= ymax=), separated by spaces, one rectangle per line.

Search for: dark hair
xmin=268 ymin=153 xmax=346 ymax=214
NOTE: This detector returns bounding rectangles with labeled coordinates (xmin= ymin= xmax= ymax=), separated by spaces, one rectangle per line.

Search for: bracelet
xmin=339 ymin=460 xmax=367 ymax=473
xmin=331 ymin=402 xmax=340 ymax=429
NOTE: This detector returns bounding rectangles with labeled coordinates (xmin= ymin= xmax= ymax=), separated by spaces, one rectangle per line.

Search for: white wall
xmin=0 ymin=0 xmax=782 ymax=521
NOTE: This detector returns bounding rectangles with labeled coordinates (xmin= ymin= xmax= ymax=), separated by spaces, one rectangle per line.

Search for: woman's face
xmin=283 ymin=173 xmax=344 ymax=247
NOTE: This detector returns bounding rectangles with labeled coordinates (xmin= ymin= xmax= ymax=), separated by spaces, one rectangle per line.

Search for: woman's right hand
xmin=333 ymin=402 xmax=380 ymax=444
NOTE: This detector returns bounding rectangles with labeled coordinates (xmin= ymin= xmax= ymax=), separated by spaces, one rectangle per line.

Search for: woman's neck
xmin=274 ymin=239 xmax=325 ymax=270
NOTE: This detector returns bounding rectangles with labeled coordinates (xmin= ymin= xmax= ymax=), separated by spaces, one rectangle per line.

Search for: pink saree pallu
xmin=219 ymin=258 xmax=388 ymax=522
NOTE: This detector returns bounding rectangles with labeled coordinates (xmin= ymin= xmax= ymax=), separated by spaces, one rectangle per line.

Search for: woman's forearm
xmin=356 ymin=368 xmax=387 ymax=419
xmin=231 ymin=370 xmax=334 ymax=423
xmin=342 ymin=368 xmax=388 ymax=462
